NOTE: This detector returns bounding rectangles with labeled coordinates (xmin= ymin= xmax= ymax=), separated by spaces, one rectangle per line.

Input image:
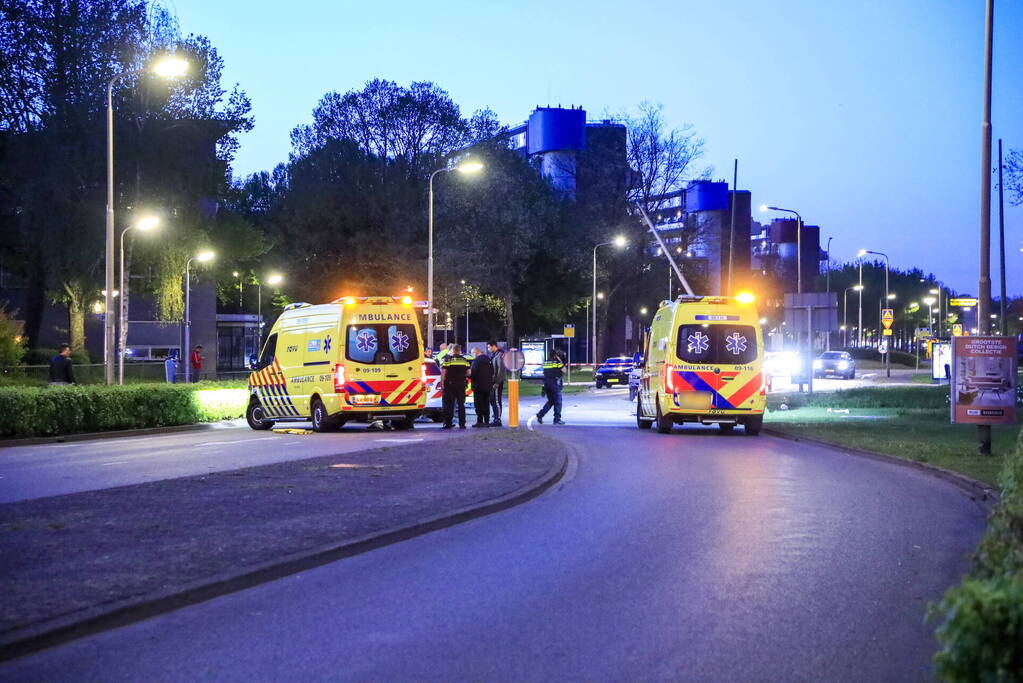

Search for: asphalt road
xmin=1 ymin=390 xmax=987 ymax=680
xmin=0 ymin=420 xmax=463 ymax=503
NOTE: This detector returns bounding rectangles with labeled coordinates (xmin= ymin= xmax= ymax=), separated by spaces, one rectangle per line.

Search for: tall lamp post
xmin=104 ymin=56 xmax=187 ymax=384
xmin=426 ymin=160 xmax=483 ymax=350
xmin=184 ymin=250 xmax=215 ymax=383
xmin=843 ymin=285 xmax=863 ymax=348
xmin=118 ymin=215 xmax=160 ymax=384
xmin=592 ymin=236 xmax=627 ymax=367
xmin=760 ymin=205 xmax=804 ymax=293
xmin=929 ymin=287 xmax=944 ymax=337
xmin=257 ymin=273 xmax=283 ymax=350
xmin=860 ymin=249 xmax=890 ymax=376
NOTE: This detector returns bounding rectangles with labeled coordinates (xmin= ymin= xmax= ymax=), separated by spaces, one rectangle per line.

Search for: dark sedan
xmin=813 ymin=351 xmax=856 ymax=379
xmin=595 ymin=356 xmax=633 ymax=388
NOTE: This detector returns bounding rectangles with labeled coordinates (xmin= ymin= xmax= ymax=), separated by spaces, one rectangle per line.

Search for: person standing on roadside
xmin=48 ymin=344 xmax=75 ymax=386
xmin=535 ymin=350 xmax=566 ymax=425
xmin=488 ymin=341 xmax=506 ymax=426
xmin=190 ymin=344 xmax=204 ymax=382
xmin=440 ymin=344 xmax=470 ymax=429
xmin=470 ymin=347 xmax=494 ymax=427
xmin=436 ymin=342 xmax=450 ymax=363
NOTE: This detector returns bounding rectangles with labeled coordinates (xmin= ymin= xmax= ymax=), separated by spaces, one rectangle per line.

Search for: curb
xmin=0 ymin=420 xmax=247 ymax=449
xmin=0 ymin=448 xmax=568 ymax=662
xmin=764 ymin=427 xmax=1000 ymax=511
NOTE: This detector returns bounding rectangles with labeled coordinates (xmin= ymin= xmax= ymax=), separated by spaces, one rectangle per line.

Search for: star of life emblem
xmin=356 ymin=330 xmax=377 ymax=353
xmin=390 ymin=330 xmax=410 ymax=353
xmin=725 ymin=332 xmax=748 ymax=355
xmin=687 ymin=331 xmax=710 ymax=354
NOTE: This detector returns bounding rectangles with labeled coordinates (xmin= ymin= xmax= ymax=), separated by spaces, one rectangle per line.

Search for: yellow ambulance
xmin=246 ymin=296 xmax=427 ymax=432
xmin=636 ymin=294 xmax=766 ymax=435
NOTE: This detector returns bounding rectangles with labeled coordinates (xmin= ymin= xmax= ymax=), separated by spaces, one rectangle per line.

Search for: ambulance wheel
xmin=310 ymin=398 xmax=338 ymax=433
xmin=718 ymin=423 xmax=735 ymax=434
xmin=655 ymin=398 xmax=673 ymax=434
xmin=246 ymin=400 xmax=274 ymax=430
xmin=636 ymin=398 xmax=653 ymax=429
xmin=744 ymin=416 xmax=763 ymax=436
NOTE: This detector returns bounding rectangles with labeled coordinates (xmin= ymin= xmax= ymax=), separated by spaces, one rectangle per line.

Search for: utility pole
xmin=998 ymin=139 xmax=1007 ymax=334
xmin=727 ymin=159 xmax=737 ymax=295
xmin=977 ymin=0 xmax=994 ymax=455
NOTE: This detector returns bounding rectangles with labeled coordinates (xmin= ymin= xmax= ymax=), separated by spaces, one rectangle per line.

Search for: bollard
xmin=508 ymin=377 xmax=520 ymax=428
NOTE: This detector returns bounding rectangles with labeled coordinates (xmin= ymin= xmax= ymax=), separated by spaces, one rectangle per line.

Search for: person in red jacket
xmin=190 ymin=344 xmax=204 ymax=382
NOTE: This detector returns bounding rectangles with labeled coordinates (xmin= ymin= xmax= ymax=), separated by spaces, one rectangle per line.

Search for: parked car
xmin=813 ymin=351 xmax=856 ymax=379
xmin=595 ymin=356 xmax=633 ymax=388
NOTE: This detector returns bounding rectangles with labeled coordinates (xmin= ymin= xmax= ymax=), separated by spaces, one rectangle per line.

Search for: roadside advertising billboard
xmin=931 ymin=342 xmax=951 ymax=382
xmin=950 ymin=336 xmax=1017 ymax=425
xmin=521 ymin=341 xmax=546 ymax=379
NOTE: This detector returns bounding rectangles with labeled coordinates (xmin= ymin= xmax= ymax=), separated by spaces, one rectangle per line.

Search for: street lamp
xmin=592 ymin=236 xmax=627 ymax=364
xmin=761 ymin=205 xmax=804 ymax=293
xmin=427 ymin=159 xmax=483 ymax=349
xmin=104 ymin=55 xmax=188 ymax=384
xmin=233 ymin=271 xmax=243 ymax=308
xmin=860 ymin=249 xmax=891 ymax=375
xmin=118 ymin=215 xmax=160 ymax=384
xmin=929 ymin=287 xmax=944 ymax=337
xmin=184 ymin=250 xmax=215 ymax=383
xmin=843 ymin=285 xmax=863 ymax=348
xmin=923 ymin=296 xmax=937 ymax=336
xmin=257 ymin=273 xmax=284 ymax=349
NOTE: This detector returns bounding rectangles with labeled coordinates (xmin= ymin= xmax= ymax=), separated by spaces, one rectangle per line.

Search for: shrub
xmin=0 ymin=305 xmax=25 ymax=369
xmin=0 ymin=384 xmax=249 ymax=438
xmin=932 ymin=428 xmax=1023 ymax=680
xmin=840 ymin=346 xmax=918 ymax=367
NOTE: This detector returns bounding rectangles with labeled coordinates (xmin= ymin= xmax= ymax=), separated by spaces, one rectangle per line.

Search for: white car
xmin=422 ymin=358 xmax=475 ymax=422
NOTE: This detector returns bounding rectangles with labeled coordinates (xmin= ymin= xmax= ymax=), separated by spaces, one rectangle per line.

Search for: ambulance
xmin=635 ymin=294 xmax=766 ymax=435
xmin=246 ymin=296 xmax=427 ymax=432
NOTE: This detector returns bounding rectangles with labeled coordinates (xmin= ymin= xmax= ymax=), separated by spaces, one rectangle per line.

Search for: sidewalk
xmin=0 ymin=429 xmax=567 ymax=659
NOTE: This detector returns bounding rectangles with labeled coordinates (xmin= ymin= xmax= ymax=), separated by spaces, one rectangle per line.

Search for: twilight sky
xmin=166 ymin=0 xmax=1022 ymax=295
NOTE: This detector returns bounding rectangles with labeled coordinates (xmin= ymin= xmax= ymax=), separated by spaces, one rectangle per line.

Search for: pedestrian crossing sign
xmin=881 ymin=308 xmax=894 ymax=329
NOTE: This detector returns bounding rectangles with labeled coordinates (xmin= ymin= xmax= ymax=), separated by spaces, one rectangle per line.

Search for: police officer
xmin=440 ymin=344 xmax=470 ymax=429
xmin=535 ymin=350 xmax=566 ymax=425
xmin=469 ymin=347 xmax=494 ymax=427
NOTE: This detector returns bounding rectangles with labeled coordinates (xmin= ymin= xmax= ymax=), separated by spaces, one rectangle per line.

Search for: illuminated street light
xmin=761 ymin=205 xmax=804 ymax=292
xmin=592 ymin=238 xmax=628 ymax=364
xmin=118 ymin=215 xmax=161 ymax=383
xmin=103 ymin=56 xmax=188 ymax=384
xmin=427 ymin=160 xmax=484 ymax=348
xmin=184 ymin=250 xmax=215 ymax=382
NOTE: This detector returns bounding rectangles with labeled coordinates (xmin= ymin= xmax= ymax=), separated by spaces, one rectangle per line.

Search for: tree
xmin=1004 ymin=147 xmax=1022 ymax=206
xmin=0 ymin=1 xmax=258 ymax=352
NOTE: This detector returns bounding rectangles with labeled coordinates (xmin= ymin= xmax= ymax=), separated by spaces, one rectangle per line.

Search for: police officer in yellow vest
xmin=440 ymin=344 xmax=471 ymax=429
xmin=535 ymin=350 xmax=566 ymax=425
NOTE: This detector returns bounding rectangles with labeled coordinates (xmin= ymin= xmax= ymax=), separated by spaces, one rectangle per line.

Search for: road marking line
xmin=100 ymin=461 xmax=130 ymax=466
xmin=376 ymin=438 xmax=425 ymax=443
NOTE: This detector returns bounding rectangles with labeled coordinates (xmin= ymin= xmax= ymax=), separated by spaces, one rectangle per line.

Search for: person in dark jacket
xmin=440 ymin=344 xmax=470 ymax=429
xmin=470 ymin=347 xmax=495 ymax=427
xmin=488 ymin=341 xmax=506 ymax=426
xmin=535 ymin=351 xmax=566 ymax=425
xmin=48 ymin=344 xmax=75 ymax=385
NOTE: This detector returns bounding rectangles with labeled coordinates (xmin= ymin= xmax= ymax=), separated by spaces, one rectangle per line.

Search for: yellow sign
xmin=950 ymin=298 xmax=978 ymax=307
xmin=564 ymin=324 xmax=575 ymax=338
xmin=952 ymin=323 xmax=963 ymax=336
xmin=881 ymin=308 xmax=894 ymax=329
xmin=883 ymin=329 xmax=893 ymax=336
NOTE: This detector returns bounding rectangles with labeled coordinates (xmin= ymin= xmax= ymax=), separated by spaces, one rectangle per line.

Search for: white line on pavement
xmin=376 ymin=438 xmax=425 ymax=443
xmin=100 ymin=461 xmax=130 ymax=466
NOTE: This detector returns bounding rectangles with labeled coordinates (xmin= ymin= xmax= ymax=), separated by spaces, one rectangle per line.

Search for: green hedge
xmin=0 ymin=383 xmax=249 ymax=438
xmin=768 ymin=385 xmax=950 ymax=411
xmin=931 ymin=427 xmax=1023 ymax=680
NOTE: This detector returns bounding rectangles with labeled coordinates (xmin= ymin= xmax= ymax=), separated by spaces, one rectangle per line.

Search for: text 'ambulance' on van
xmin=246 ymin=296 xmax=427 ymax=432
xmin=636 ymin=294 xmax=766 ymax=435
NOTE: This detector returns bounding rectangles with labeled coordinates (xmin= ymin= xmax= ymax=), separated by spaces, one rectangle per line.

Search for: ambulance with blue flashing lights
xmin=246 ymin=296 xmax=427 ymax=432
xmin=636 ymin=293 xmax=766 ymax=435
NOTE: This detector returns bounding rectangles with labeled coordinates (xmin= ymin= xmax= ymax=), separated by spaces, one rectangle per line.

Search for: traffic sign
xmin=952 ymin=323 xmax=964 ymax=336
xmin=564 ymin=324 xmax=575 ymax=338
xmin=883 ymin=329 xmax=893 ymax=336
xmin=950 ymin=298 xmax=978 ymax=307
xmin=879 ymin=338 xmax=889 ymax=354
xmin=501 ymin=349 xmax=525 ymax=372
xmin=881 ymin=308 xmax=894 ymax=329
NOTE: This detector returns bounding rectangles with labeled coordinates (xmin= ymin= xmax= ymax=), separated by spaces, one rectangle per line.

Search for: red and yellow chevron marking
xmin=343 ymin=379 xmax=425 ymax=407
xmin=672 ymin=368 xmax=764 ymax=411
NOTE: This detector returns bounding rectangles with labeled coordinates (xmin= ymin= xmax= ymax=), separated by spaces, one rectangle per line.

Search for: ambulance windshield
xmin=346 ymin=324 xmax=419 ymax=364
xmin=676 ymin=324 xmax=757 ymax=365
